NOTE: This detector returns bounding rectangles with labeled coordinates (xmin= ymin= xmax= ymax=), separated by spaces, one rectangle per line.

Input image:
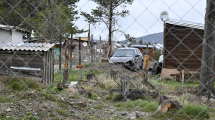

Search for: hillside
xmin=121 ymin=32 xmax=163 ymax=44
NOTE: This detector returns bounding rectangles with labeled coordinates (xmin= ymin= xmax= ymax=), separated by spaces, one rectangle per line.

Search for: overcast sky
xmin=74 ymin=0 xmax=206 ymax=41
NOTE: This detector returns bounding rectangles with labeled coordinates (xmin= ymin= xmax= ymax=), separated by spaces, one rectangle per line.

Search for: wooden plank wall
xmin=0 ymin=50 xmax=54 ymax=86
xmin=163 ymin=23 xmax=205 ymax=71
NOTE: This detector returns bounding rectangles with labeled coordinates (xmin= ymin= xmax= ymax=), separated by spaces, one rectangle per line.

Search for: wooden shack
xmin=163 ymin=19 xmax=204 ymax=71
xmin=130 ymin=44 xmax=154 ymax=62
xmin=0 ymin=42 xmax=55 ymax=86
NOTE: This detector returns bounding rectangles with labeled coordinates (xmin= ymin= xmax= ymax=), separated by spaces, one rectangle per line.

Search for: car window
xmin=112 ymin=50 xmax=135 ymax=57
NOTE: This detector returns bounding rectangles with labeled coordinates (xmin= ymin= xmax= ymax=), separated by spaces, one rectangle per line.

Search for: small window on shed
xmin=72 ymin=45 xmax=76 ymax=52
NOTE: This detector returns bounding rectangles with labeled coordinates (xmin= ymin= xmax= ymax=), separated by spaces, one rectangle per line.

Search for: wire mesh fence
xmin=0 ymin=0 xmax=214 ymax=120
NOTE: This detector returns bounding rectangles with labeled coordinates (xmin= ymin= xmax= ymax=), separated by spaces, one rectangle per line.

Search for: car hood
xmin=109 ymin=57 xmax=133 ymax=63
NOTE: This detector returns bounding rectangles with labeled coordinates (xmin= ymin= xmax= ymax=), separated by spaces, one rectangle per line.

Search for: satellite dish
xmin=160 ymin=11 xmax=169 ymax=21
xmin=83 ymin=42 xmax=87 ymax=47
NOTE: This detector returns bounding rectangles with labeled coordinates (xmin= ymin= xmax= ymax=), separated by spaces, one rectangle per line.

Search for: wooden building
xmin=63 ymin=38 xmax=97 ymax=61
xmin=163 ymin=19 xmax=204 ymax=71
xmin=0 ymin=42 xmax=55 ymax=86
xmin=130 ymin=44 xmax=154 ymax=62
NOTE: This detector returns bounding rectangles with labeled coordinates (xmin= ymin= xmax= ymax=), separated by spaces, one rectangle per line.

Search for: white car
xmin=109 ymin=48 xmax=143 ymax=70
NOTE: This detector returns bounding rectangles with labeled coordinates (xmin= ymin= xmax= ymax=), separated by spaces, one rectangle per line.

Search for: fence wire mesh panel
xmin=0 ymin=0 xmax=214 ymax=120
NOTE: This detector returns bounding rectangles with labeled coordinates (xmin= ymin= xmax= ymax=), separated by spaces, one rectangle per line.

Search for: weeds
xmin=0 ymin=96 xmax=11 ymax=103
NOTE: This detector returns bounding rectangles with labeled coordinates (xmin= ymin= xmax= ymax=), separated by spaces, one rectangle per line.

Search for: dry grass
xmin=97 ymin=75 xmax=119 ymax=90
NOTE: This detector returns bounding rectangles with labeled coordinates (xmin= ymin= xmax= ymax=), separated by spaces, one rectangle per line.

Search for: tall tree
xmin=81 ymin=0 xmax=134 ymax=56
xmin=0 ymin=0 xmax=81 ymax=41
xmin=199 ymin=0 xmax=215 ymax=98
xmin=29 ymin=0 xmax=83 ymax=43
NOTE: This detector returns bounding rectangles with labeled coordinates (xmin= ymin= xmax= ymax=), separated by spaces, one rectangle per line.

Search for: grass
xmin=93 ymin=104 xmax=107 ymax=109
xmin=3 ymin=77 xmax=44 ymax=92
xmin=0 ymin=96 xmax=12 ymax=103
xmin=40 ymin=93 xmax=57 ymax=101
xmin=54 ymin=68 xmax=103 ymax=83
xmin=151 ymin=103 xmax=209 ymax=120
xmin=149 ymin=78 xmax=199 ymax=91
xmin=56 ymin=109 xmax=69 ymax=117
xmin=114 ymin=99 xmax=158 ymax=112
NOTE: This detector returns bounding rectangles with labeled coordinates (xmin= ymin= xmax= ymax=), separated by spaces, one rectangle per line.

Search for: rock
xmin=121 ymin=112 xmax=127 ymax=116
xmin=136 ymin=112 xmax=140 ymax=118
xmin=6 ymin=108 xmax=11 ymax=112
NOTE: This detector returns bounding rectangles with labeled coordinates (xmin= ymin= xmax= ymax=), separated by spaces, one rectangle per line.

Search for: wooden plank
xmin=11 ymin=62 xmax=43 ymax=68
xmin=182 ymin=70 xmax=184 ymax=85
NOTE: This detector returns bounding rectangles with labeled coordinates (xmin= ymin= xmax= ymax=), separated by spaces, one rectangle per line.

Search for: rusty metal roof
xmin=0 ymin=42 xmax=55 ymax=51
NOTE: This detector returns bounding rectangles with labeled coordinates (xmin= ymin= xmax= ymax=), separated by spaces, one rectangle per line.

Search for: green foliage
xmin=91 ymin=93 xmax=98 ymax=101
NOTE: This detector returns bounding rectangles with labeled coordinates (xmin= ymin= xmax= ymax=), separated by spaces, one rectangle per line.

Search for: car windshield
xmin=112 ymin=50 xmax=135 ymax=57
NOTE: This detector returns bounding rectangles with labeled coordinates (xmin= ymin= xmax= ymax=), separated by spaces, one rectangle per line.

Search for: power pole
xmin=79 ymin=37 xmax=81 ymax=65
xmin=91 ymin=34 xmax=93 ymax=65
xmin=88 ymin=25 xmax=91 ymax=61
xmin=70 ymin=31 xmax=73 ymax=68
xmin=199 ymin=0 xmax=215 ymax=98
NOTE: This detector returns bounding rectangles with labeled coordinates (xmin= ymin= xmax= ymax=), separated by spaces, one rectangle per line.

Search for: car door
xmin=135 ymin=49 xmax=142 ymax=67
xmin=137 ymin=49 xmax=143 ymax=66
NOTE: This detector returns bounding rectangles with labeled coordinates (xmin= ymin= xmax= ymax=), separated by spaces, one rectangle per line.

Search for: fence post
xmin=70 ymin=31 xmax=73 ymax=68
xmin=59 ymin=34 xmax=62 ymax=71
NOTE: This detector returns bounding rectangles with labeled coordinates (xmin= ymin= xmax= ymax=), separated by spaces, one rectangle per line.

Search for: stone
xmin=6 ymin=108 xmax=11 ymax=112
xmin=121 ymin=112 xmax=127 ymax=116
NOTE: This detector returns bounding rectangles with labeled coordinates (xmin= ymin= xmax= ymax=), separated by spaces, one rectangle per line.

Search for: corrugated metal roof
xmin=0 ymin=24 xmax=30 ymax=33
xmin=165 ymin=18 xmax=204 ymax=30
xmin=0 ymin=42 xmax=55 ymax=51
xmin=130 ymin=44 xmax=154 ymax=48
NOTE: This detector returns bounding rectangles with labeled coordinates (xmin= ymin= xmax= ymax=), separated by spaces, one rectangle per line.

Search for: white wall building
xmin=0 ymin=25 xmax=29 ymax=44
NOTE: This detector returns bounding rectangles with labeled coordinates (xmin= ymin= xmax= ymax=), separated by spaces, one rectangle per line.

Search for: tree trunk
xmin=199 ymin=0 xmax=215 ymax=98
xmin=108 ymin=1 xmax=113 ymax=58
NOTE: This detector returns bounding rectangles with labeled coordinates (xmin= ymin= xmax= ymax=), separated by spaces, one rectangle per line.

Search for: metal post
xmin=79 ymin=37 xmax=81 ymax=65
xmin=59 ymin=34 xmax=62 ymax=71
